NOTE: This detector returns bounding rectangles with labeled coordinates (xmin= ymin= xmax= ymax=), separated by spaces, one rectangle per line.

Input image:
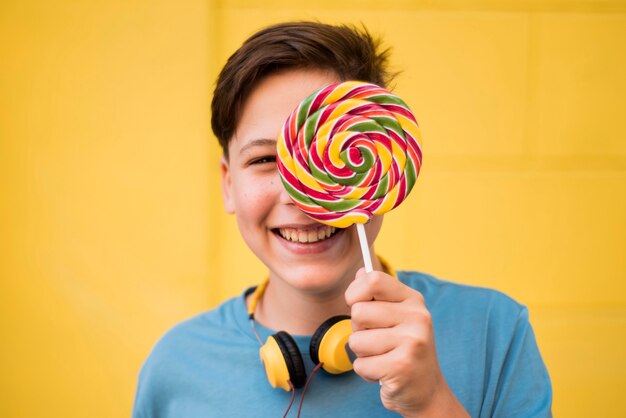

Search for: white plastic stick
xmin=356 ymin=223 xmax=373 ymax=273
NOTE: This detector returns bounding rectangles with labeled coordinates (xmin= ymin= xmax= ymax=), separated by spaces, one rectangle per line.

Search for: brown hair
xmin=211 ymin=21 xmax=394 ymax=158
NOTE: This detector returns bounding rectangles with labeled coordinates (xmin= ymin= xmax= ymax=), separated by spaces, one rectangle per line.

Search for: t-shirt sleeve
xmin=131 ymin=334 xmax=177 ymax=418
xmin=490 ymin=307 xmax=553 ymax=418
xmin=131 ymin=361 xmax=154 ymax=418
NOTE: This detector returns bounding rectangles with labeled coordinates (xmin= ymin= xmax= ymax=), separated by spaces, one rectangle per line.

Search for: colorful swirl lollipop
xmin=277 ymin=81 xmax=422 ymax=230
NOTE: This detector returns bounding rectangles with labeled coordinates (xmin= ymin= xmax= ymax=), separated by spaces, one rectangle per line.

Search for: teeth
xmin=278 ymin=226 xmax=337 ymax=243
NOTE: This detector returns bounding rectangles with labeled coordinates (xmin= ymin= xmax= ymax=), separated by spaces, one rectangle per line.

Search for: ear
xmin=220 ymin=156 xmax=235 ymax=214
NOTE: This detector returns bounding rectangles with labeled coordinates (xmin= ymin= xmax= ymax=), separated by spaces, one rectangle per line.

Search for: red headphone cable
xmin=296 ymin=362 xmax=324 ymax=418
xmin=282 ymin=381 xmax=296 ymax=418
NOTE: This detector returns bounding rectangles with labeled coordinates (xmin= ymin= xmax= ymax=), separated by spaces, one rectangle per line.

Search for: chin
xmin=276 ymin=263 xmax=357 ymax=294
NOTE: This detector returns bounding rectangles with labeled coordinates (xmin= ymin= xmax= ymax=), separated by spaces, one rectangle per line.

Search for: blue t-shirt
xmin=133 ymin=271 xmax=552 ymax=417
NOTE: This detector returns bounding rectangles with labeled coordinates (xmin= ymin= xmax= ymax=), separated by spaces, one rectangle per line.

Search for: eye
xmin=250 ymin=155 xmax=276 ymax=165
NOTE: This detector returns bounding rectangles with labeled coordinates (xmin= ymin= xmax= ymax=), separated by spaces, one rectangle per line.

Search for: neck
xmin=249 ymin=255 xmax=384 ymax=335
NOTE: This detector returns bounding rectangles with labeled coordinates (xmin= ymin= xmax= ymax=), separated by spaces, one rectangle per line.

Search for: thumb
xmin=355 ymin=267 xmax=367 ymax=279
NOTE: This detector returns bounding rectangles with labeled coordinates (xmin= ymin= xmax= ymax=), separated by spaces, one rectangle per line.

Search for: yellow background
xmin=1 ymin=0 xmax=625 ymax=416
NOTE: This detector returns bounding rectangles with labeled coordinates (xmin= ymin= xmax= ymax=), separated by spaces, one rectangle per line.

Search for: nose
xmin=277 ymin=178 xmax=295 ymax=205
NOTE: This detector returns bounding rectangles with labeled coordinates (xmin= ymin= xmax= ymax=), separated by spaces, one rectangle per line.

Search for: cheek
xmin=233 ymin=176 xmax=277 ymax=217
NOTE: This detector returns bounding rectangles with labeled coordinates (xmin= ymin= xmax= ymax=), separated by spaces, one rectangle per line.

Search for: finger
xmin=354 ymin=344 xmax=422 ymax=385
xmin=352 ymin=350 xmax=397 ymax=383
xmin=345 ymin=271 xmax=418 ymax=306
xmin=350 ymin=300 xmax=402 ymax=331
xmin=348 ymin=328 xmax=397 ymax=357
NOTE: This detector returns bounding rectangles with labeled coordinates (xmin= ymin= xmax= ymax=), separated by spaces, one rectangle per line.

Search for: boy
xmin=133 ymin=21 xmax=552 ymax=417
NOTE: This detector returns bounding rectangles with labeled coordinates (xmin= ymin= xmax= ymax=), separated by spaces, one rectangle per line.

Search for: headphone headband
xmin=248 ymin=255 xmax=396 ymax=392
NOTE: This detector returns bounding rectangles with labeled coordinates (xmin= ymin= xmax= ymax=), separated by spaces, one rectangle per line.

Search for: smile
xmin=275 ymin=225 xmax=339 ymax=243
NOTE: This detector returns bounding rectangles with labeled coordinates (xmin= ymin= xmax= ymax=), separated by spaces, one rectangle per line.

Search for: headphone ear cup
xmin=309 ymin=315 xmax=353 ymax=374
xmin=260 ymin=331 xmax=307 ymax=390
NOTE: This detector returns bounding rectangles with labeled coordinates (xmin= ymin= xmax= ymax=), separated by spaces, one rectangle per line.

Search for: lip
xmin=271 ymin=226 xmax=345 ymax=255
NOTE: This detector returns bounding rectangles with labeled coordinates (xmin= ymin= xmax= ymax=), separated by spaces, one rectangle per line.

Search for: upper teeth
xmin=278 ymin=226 xmax=337 ymax=243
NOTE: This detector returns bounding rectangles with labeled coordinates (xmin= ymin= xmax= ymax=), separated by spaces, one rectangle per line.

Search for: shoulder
xmin=133 ymin=296 xmax=249 ymax=414
xmin=398 ymin=272 xmax=552 ymax=416
xmin=140 ymin=295 xmax=245 ymax=371
xmin=398 ymin=270 xmax=526 ymax=320
xmin=397 ymin=270 xmax=531 ymax=353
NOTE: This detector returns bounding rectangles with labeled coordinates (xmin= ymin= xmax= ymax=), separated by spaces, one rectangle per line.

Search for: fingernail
xmin=344 ymin=343 xmax=357 ymax=363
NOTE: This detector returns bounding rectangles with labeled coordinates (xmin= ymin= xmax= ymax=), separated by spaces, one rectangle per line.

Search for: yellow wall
xmin=1 ymin=0 xmax=624 ymax=416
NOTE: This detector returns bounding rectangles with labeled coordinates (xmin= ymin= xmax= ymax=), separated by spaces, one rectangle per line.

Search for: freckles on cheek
xmin=234 ymin=175 xmax=276 ymax=209
xmin=240 ymin=188 xmax=267 ymax=207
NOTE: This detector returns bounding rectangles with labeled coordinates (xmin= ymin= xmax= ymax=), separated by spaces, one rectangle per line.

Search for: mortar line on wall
xmin=208 ymin=0 xmax=224 ymax=308
xmin=221 ymin=0 xmax=626 ymax=14
xmin=521 ymin=11 xmax=533 ymax=162
xmin=523 ymin=11 xmax=539 ymax=164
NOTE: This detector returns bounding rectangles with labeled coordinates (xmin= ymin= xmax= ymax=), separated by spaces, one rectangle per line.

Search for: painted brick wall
xmin=2 ymin=1 xmax=623 ymax=416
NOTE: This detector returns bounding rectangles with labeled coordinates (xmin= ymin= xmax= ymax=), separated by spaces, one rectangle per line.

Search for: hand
xmin=345 ymin=268 xmax=469 ymax=418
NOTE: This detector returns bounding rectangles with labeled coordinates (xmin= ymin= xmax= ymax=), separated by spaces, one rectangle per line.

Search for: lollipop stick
xmin=356 ymin=223 xmax=374 ymax=273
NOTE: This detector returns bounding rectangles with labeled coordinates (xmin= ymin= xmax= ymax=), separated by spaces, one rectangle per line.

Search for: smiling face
xmin=220 ymin=68 xmax=383 ymax=295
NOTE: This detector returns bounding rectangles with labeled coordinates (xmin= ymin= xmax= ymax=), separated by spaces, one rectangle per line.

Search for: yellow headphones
xmin=248 ymin=257 xmax=396 ymax=391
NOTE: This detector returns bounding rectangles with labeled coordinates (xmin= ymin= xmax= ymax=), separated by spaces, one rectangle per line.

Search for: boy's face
xmin=220 ymin=68 xmax=383 ymax=293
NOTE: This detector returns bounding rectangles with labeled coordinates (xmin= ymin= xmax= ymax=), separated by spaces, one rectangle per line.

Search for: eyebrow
xmin=238 ymin=138 xmax=277 ymax=155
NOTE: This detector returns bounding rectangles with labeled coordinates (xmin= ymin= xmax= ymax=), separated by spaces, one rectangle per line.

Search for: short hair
xmin=211 ymin=21 xmax=394 ymax=158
